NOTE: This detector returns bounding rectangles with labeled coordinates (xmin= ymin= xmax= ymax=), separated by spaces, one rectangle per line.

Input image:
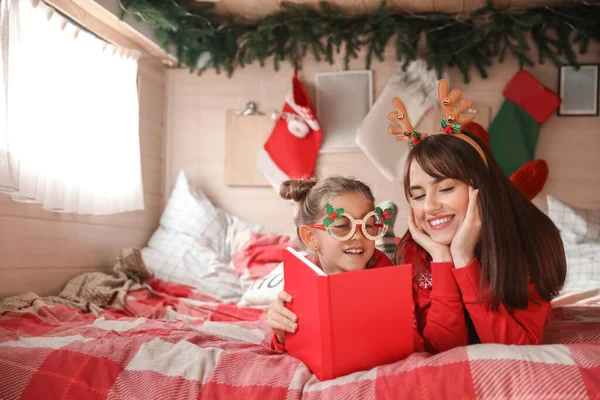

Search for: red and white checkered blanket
xmin=1 ymin=275 xmax=600 ymax=400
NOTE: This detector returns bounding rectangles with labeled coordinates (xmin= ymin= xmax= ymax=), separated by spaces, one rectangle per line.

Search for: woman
xmin=390 ymin=80 xmax=566 ymax=346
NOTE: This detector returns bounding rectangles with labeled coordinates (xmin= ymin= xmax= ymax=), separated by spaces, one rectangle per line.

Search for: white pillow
xmin=547 ymin=196 xmax=600 ymax=293
xmin=142 ymin=171 xmax=241 ymax=301
xmin=143 ymin=233 xmax=243 ymax=302
xmin=158 ymin=170 xmax=229 ymax=258
xmin=237 ymin=262 xmax=284 ymax=307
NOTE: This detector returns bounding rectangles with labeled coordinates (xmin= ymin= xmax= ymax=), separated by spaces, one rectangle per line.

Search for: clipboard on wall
xmin=224 ymin=109 xmax=275 ymax=186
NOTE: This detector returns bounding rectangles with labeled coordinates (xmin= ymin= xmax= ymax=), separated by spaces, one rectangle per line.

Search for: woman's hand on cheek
xmin=407 ymin=207 xmax=452 ymax=262
xmin=450 ymin=187 xmax=481 ymax=268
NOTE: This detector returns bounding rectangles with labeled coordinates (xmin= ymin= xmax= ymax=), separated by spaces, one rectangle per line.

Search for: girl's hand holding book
xmin=268 ymin=290 xmax=298 ymax=344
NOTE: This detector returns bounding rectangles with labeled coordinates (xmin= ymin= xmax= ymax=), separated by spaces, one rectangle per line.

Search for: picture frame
xmin=316 ymin=70 xmax=373 ymax=152
xmin=557 ymin=64 xmax=599 ymax=116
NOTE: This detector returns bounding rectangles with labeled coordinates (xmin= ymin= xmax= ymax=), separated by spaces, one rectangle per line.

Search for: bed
xmin=1 ymin=171 xmax=599 ymax=399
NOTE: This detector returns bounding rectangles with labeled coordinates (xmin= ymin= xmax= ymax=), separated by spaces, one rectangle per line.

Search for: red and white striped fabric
xmin=1 ymin=279 xmax=600 ymax=399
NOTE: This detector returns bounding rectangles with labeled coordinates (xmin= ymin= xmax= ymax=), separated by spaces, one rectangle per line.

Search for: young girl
xmin=389 ymin=79 xmax=566 ymax=346
xmin=268 ymin=176 xmax=468 ymax=353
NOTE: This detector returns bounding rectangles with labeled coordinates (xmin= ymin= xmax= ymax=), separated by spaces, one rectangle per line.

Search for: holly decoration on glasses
xmin=440 ymin=118 xmax=461 ymax=134
xmin=323 ymin=203 xmax=345 ymax=227
xmin=376 ymin=206 xmax=394 ymax=226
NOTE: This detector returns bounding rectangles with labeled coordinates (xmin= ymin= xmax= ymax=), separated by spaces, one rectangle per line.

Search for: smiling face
xmin=312 ymin=192 xmax=377 ymax=274
xmin=408 ymin=160 xmax=470 ymax=245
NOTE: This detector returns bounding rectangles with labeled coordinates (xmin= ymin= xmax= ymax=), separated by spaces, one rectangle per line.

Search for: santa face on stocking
xmin=257 ymin=72 xmax=322 ymax=190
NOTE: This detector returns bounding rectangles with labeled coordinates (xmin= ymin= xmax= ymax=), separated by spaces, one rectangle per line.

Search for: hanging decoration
xmin=119 ymin=0 xmax=600 ymax=83
xmin=488 ymin=69 xmax=561 ymax=177
xmin=356 ymin=59 xmax=441 ymax=181
xmin=256 ymin=70 xmax=322 ymax=191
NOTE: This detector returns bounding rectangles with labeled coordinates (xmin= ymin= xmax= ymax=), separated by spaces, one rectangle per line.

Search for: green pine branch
xmin=118 ymin=0 xmax=600 ymax=81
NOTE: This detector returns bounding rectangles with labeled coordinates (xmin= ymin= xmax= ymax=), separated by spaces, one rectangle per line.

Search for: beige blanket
xmin=0 ymin=248 xmax=152 ymax=315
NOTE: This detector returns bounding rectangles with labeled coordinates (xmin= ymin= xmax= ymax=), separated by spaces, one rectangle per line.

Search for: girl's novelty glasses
xmin=309 ymin=204 xmax=389 ymax=241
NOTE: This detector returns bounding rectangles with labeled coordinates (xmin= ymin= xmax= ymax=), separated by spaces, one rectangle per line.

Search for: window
xmin=0 ymin=0 xmax=144 ymax=214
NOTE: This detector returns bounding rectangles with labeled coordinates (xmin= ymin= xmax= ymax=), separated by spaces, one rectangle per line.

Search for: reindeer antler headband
xmin=387 ymin=79 xmax=488 ymax=166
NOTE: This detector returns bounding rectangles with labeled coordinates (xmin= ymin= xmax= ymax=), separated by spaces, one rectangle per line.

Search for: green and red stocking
xmin=488 ymin=70 xmax=561 ymax=177
xmin=477 ymin=70 xmax=560 ymax=200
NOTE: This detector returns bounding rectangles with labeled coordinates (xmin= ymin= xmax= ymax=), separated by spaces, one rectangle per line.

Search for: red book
xmin=283 ymin=247 xmax=414 ymax=381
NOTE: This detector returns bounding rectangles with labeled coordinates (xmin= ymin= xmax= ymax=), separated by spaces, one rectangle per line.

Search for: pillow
xmin=225 ymin=214 xmax=265 ymax=260
xmin=156 ymin=170 xmax=229 ymax=258
xmin=141 ymin=170 xmax=262 ymax=302
xmin=547 ymin=196 xmax=600 ymax=293
xmin=143 ymin=234 xmax=243 ymax=302
xmin=237 ymin=262 xmax=284 ymax=307
xmin=230 ymin=231 xmax=296 ymax=291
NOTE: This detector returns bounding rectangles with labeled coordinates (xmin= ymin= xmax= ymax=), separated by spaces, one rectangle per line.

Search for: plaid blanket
xmin=1 ymin=302 xmax=600 ymax=399
xmin=1 ymin=251 xmax=600 ymax=399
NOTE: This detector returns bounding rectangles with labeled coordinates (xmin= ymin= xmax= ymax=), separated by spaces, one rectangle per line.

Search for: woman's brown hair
xmin=396 ymin=133 xmax=566 ymax=311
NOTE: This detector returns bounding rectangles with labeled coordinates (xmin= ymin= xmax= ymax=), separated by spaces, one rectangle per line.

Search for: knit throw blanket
xmin=0 ymin=248 xmax=152 ymax=315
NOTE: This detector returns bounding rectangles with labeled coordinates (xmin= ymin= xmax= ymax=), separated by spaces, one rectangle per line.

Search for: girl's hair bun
xmin=279 ymin=177 xmax=317 ymax=202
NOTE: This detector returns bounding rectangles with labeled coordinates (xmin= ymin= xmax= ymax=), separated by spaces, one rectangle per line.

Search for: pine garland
xmin=119 ymin=0 xmax=600 ymax=82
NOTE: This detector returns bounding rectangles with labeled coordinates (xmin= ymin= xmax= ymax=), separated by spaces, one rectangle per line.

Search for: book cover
xmin=283 ymin=247 xmax=414 ymax=381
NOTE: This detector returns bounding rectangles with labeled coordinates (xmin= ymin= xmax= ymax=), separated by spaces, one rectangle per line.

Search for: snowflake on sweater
xmin=418 ymin=271 xmax=432 ymax=290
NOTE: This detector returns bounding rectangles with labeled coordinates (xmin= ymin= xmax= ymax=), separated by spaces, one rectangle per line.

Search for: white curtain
xmin=0 ymin=0 xmax=144 ymax=214
xmin=0 ymin=0 xmax=20 ymax=191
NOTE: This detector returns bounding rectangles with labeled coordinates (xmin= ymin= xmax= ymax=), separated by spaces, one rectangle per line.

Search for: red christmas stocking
xmin=257 ymin=70 xmax=322 ymax=189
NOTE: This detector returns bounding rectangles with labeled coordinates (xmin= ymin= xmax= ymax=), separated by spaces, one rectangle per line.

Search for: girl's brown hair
xmin=396 ymin=133 xmax=566 ymax=311
xmin=280 ymin=176 xmax=375 ymax=245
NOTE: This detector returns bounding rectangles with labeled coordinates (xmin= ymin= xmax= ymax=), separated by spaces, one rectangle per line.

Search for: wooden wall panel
xmin=164 ymin=42 xmax=600 ymax=236
xmin=0 ymin=266 xmax=108 ymax=299
xmin=0 ymin=215 xmax=153 ymax=269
